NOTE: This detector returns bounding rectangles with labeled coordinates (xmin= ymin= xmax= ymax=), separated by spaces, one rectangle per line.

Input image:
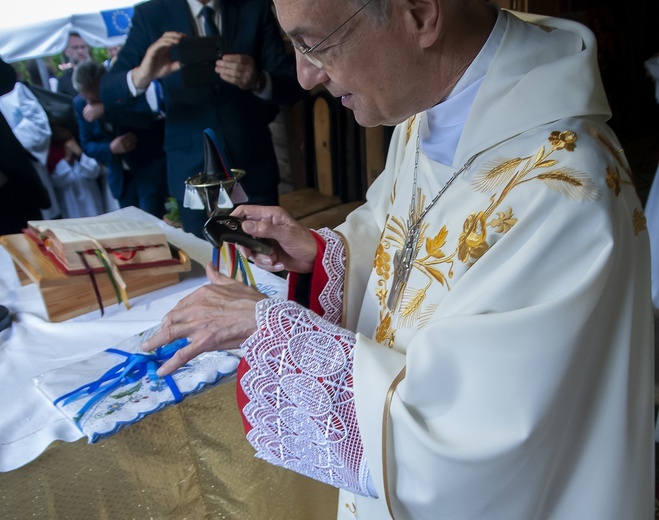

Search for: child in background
xmin=47 ymin=122 xmax=104 ymax=218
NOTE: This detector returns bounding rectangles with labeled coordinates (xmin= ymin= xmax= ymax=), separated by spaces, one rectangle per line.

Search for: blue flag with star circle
xmin=100 ymin=8 xmax=134 ymax=37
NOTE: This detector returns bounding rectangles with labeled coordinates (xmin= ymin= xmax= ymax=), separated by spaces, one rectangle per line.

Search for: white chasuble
xmin=335 ymin=111 xmax=653 ymax=519
xmin=241 ymin=9 xmax=653 ymax=520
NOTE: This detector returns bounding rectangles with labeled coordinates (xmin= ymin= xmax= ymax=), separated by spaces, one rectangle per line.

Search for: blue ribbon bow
xmin=54 ymin=338 xmax=190 ymax=423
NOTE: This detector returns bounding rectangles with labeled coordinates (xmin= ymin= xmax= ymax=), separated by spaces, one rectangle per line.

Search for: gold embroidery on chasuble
xmin=633 ymin=209 xmax=647 ymax=236
xmin=590 ymin=127 xmax=647 ymax=235
xmin=344 ymin=500 xmax=357 ymax=515
xmin=372 ymin=129 xmax=602 ymax=348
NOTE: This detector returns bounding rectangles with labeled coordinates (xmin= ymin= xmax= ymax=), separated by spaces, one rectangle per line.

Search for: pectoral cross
xmin=387 ymin=222 xmax=421 ymax=311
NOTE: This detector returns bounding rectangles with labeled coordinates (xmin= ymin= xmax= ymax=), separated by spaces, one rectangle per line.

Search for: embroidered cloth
xmin=35 ymin=326 xmax=240 ymax=443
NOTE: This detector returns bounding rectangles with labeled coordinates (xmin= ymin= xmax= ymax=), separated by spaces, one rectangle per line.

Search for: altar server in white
xmin=47 ymin=123 xmax=104 ymax=219
xmin=143 ymin=1 xmax=654 ymax=519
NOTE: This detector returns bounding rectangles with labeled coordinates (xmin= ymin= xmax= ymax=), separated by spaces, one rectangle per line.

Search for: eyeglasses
xmin=292 ymin=0 xmax=375 ymax=69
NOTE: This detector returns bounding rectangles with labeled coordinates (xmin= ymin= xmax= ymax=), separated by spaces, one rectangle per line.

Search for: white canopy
xmin=0 ymin=0 xmax=141 ymax=63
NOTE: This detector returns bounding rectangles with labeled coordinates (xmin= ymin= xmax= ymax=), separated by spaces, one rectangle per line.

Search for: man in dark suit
xmin=99 ymin=0 xmax=304 ymax=237
xmin=73 ymin=60 xmax=169 ymax=218
xmin=57 ymin=33 xmax=92 ymax=98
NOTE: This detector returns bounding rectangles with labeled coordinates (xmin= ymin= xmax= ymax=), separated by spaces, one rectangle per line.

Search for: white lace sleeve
xmin=315 ymin=228 xmax=346 ymax=325
xmin=240 ymin=298 xmax=375 ymax=497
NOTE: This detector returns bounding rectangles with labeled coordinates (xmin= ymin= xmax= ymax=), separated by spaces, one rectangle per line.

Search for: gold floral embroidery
xmin=458 ymin=212 xmax=489 ymax=263
xmin=591 ymin=128 xmax=635 ymax=198
xmin=373 ymin=129 xmax=600 ymax=346
xmin=633 ymin=208 xmax=647 ymax=236
xmin=418 ymin=304 xmax=439 ymax=328
xmin=400 ymin=288 xmax=428 ymax=318
xmin=473 ymin=133 xmax=598 ymax=202
xmin=489 ymin=207 xmax=517 ymax=233
xmin=548 ymin=130 xmax=577 ymax=151
xmin=606 ymin=165 xmax=622 ymax=196
xmin=376 ymin=286 xmax=388 ymax=308
xmin=375 ymin=312 xmax=395 ymax=346
xmin=374 ymin=243 xmax=391 ymax=279
xmin=591 ymin=131 xmax=644 ymax=236
xmin=426 ymin=226 xmax=448 ymax=259
xmin=405 ymin=115 xmax=417 ymax=144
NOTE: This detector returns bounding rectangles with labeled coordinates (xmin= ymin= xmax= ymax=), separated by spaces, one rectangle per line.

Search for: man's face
xmin=106 ymin=46 xmax=122 ymax=59
xmin=275 ymin=0 xmax=415 ymax=128
xmin=65 ymin=35 xmax=90 ymax=64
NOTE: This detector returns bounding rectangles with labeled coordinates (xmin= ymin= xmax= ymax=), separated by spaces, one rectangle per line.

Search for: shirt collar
xmin=187 ymin=0 xmax=218 ymax=18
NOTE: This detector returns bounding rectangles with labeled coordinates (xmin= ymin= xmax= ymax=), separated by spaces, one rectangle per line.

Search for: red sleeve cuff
xmin=236 ymin=357 xmax=253 ymax=434
xmin=287 ymin=230 xmax=328 ymax=316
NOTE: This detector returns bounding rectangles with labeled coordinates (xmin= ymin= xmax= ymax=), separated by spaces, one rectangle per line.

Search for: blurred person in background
xmin=0 ymin=57 xmax=51 ymax=234
xmin=73 ymin=60 xmax=169 ymax=217
xmin=0 ymin=62 xmax=60 ymax=220
xmin=57 ymin=32 xmax=92 ymax=97
xmin=104 ymin=45 xmax=123 ymax=70
xmin=100 ymin=0 xmax=304 ymax=237
xmin=47 ymin=121 xmax=105 ymax=218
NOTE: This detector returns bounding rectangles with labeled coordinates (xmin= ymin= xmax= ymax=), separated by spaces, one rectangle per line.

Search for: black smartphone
xmin=203 ymin=216 xmax=273 ymax=255
xmin=178 ymin=36 xmax=226 ymax=87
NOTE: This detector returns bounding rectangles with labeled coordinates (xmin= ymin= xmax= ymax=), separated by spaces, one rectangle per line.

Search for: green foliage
xmin=13 ymin=61 xmax=30 ymax=83
xmin=164 ymin=197 xmax=182 ymax=227
xmin=91 ymin=47 xmax=109 ymax=64
xmin=11 ymin=45 xmax=110 ymax=84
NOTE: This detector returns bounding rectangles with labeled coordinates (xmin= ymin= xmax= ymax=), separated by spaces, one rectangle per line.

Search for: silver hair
xmin=71 ymin=60 xmax=106 ymax=93
xmin=354 ymin=0 xmax=390 ymax=24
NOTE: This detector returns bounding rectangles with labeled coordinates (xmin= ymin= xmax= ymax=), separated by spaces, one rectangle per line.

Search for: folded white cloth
xmin=34 ymin=326 xmax=240 ymax=443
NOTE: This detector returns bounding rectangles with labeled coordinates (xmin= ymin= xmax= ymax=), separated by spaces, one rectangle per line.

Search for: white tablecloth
xmin=0 ymin=207 xmax=287 ymax=472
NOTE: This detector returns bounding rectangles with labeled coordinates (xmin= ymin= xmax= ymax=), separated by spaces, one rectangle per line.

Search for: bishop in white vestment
xmin=143 ymin=3 xmax=654 ymax=519
xmin=237 ymin=8 xmax=654 ymax=520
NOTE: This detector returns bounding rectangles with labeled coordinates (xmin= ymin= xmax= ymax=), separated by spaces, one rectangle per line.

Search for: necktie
xmin=201 ymin=6 xmax=220 ymax=36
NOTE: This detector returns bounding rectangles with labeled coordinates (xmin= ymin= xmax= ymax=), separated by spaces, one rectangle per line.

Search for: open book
xmin=26 ymin=213 xmax=176 ymax=274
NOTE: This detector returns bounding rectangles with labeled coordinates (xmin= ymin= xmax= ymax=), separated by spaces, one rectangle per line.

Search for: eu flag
xmin=101 ymin=8 xmax=134 ymax=37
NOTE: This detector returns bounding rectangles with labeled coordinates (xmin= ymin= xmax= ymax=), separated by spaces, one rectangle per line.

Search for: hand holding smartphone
xmin=203 ymin=216 xmax=274 ymax=255
xmin=178 ymin=36 xmax=226 ymax=87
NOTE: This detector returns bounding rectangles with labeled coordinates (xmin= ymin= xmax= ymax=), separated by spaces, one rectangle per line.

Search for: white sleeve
xmin=77 ymin=154 xmax=102 ymax=180
xmin=3 ymin=84 xmax=52 ymax=165
xmin=50 ymin=159 xmax=74 ymax=187
xmin=127 ymin=71 xmax=160 ymax=113
xmin=239 ymin=298 xmax=376 ymax=498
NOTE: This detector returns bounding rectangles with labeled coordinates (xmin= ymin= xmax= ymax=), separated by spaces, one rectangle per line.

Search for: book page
xmin=29 ymin=215 xmax=166 ymax=246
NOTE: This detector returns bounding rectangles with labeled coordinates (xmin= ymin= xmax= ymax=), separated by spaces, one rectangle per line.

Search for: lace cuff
xmin=316 ymin=228 xmax=346 ymax=325
xmin=240 ymin=298 xmax=374 ymax=497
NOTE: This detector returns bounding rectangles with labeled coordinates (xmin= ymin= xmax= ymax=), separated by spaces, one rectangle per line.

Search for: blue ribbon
xmin=54 ymin=338 xmax=190 ymax=423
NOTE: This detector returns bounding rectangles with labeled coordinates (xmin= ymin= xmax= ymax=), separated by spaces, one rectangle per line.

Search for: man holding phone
xmin=100 ymin=0 xmax=304 ymax=237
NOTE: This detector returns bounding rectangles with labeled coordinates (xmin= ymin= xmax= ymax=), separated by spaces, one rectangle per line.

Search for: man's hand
xmin=215 ymin=54 xmax=261 ymax=91
xmin=82 ymin=102 xmax=104 ymax=122
xmin=109 ymin=132 xmax=137 ymax=154
xmin=131 ymin=31 xmax=185 ymax=89
xmin=231 ymin=205 xmax=318 ymax=273
xmin=141 ymin=263 xmax=267 ymax=376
